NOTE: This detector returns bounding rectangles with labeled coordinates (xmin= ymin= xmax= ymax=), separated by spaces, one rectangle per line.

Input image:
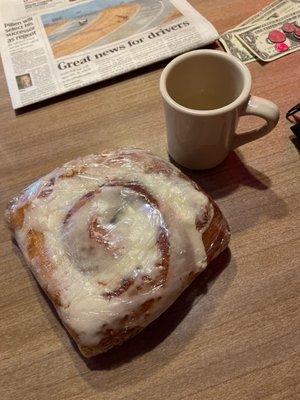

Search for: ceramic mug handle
xmin=233 ymin=96 xmax=280 ymax=149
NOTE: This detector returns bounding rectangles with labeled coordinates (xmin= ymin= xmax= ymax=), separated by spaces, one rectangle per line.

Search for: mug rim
xmin=160 ymin=49 xmax=252 ymax=116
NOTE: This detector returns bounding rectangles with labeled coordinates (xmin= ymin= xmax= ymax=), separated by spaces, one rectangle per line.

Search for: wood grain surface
xmin=0 ymin=1 xmax=299 ymax=399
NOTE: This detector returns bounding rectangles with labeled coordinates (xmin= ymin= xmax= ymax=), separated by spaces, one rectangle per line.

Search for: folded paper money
xmin=219 ymin=0 xmax=300 ymax=63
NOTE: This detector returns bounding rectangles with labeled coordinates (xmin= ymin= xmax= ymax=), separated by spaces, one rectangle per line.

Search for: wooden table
xmin=1 ymin=1 xmax=299 ymax=399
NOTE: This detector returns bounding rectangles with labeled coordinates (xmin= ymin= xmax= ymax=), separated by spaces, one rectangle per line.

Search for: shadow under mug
xmin=160 ymin=50 xmax=280 ymax=170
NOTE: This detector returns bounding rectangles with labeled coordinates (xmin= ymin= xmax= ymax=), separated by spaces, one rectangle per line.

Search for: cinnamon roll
xmin=6 ymin=148 xmax=230 ymax=357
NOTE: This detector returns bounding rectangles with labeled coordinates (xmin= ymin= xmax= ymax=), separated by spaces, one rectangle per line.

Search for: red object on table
xmin=293 ymin=27 xmax=300 ymax=39
xmin=275 ymin=42 xmax=289 ymax=52
xmin=268 ymin=30 xmax=286 ymax=43
xmin=282 ymin=23 xmax=295 ymax=33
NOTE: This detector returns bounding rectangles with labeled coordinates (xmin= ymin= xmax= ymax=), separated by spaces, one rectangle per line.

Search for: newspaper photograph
xmin=0 ymin=0 xmax=219 ymax=109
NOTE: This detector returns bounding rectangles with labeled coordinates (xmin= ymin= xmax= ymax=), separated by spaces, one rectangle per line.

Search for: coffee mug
xmin=160 ymin=50 xmax=279 ymax=169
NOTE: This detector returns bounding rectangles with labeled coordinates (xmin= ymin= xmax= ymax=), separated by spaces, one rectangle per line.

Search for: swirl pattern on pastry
xmin=6 ymin=148 xmax=230 ymax=357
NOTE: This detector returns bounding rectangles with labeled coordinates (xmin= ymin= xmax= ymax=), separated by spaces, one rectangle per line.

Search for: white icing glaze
xmin=13 ymin=149 xmax=210 ymax=348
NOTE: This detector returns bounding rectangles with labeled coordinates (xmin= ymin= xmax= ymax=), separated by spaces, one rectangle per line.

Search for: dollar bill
xmin=219 ymin=0 xmax=300 ymax=63
xmin=219 ymin=27 xmax=256 ymax=63
xmin=238 ymin=0 xmax=300 ymax=27
xmin=236 ymin=10 xmax=300 ymax=62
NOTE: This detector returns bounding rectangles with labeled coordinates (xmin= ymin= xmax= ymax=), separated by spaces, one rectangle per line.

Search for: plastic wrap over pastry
xmin=6 ymin=148 xmax=230 ymax=357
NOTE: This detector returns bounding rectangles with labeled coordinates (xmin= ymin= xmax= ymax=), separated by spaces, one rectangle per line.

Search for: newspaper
xmin=0 ymin=0 xmax=218 ymax=109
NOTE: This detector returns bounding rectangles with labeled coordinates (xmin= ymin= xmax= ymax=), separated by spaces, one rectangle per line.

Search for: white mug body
xmin=163 ymin=100 xmax=245 ymax=169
